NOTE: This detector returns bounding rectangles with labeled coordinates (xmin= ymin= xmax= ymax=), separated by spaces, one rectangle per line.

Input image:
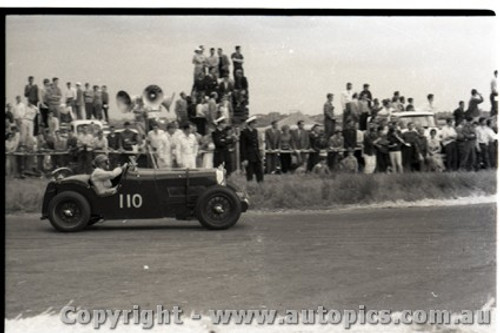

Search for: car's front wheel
xmin=48 ymin=192 xmax=91 ymax=232
xmin=195 ymin=186 xmax=242 ymax=230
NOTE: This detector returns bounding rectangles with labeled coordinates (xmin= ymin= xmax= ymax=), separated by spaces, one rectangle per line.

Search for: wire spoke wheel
xmin=48 ymin=192 xmax=91 ymax=232
xmin=205 ymin=195 xmax=232 ymax=223
xmin=195 ymin=186 xmax=242 ymax=230
xmin=56 ymin=200 xmax=83 ymax=226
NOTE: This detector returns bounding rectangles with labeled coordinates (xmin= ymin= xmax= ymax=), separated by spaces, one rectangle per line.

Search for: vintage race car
xmin=41 ymin=162 xmax=249 ymax=232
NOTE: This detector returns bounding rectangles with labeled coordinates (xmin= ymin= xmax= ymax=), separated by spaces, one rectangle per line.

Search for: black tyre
xmin=195 ymin=186 xmax=242 ymax=230
xmin=48 ymin=191 xmax=91 ymax=232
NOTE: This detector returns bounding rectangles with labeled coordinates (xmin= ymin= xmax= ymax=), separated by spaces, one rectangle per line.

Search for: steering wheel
xmin=128 ymin=155 xmax=138 ymax=171
xmin=115 ymin=160 xmax=131 ymax=191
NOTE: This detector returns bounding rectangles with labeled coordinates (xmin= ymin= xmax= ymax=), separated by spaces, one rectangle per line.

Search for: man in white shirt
xmin=147 ymin=121 xmax=164 ymax=147
xmin=47 ymin=110 xmax=60 ymax=137
xmin=18 ymin=98 xmax=39 ymax=146
xmin=64 ymin=82 xmax=77 ymax=112
xmin=77 ymin=125 xmax=94 ymax=147
xmin=421 ymin=94 xmax=436 ymax=113
xmin=12 ymin=95 xmax=26 ymax=130
xmin=175 ymin=123 xmax=199 ymax=169
xmin=158 ymin=122 xmax=177 ymax=169
xmin=147 ymin=121 xmax=165 ymax=166
xmin=490 ymin=70 xmax=498 ymax=116
xmin=90 ymin=154 xmax=127 ymax=196
xmin=92 ymin=130 xmax=109 ymax=152
xmin=475 ymin=117 xmax=493 ymax=169
xmin=440 ymin=118 xmax=458 ymax=171
xmin=340 ymin=82 xmax=353 ymax=112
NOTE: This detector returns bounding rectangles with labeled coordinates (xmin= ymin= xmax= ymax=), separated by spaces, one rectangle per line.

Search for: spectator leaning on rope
xmin=264 ymin=120 xmax=281 ymax=174
xmin=279 ymin=125 xmax=294 ymax=174
xmin=328 ymin=126 xmax=344 ymax=172
xmin=307 ymin=124 xmax=323 ymax=172
xmin=291 ymin=120 xmax=310 ymax=167
xmin=387 ymin=125 xmax=409 ymax=173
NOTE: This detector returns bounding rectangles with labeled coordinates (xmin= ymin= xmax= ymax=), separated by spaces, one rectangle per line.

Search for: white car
xmin=61 ymin=119 xmax=108 ymax=136
xmin=391 ymin=111 xmax=440 ymax=137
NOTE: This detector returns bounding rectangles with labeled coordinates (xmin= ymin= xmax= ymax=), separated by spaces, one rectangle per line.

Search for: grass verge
xmin=230 ymin=171 xmax=497 ymax=210
xmin=4 ymin=171 xmax=497 ymax=214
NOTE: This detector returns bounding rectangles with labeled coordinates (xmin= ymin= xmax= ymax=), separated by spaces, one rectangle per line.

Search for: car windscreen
xmin=394 ymin=115 xmax=436 ymax=128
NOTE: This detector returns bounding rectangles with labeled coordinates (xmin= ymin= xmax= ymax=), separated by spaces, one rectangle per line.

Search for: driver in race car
xmin=90 ymin=154 xmax=128 ymax=196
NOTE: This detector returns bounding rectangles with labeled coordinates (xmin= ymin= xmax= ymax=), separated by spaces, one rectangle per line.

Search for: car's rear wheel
xmin=195 ymin=186 xmax=242 ymax=230
xmin=48 ymin=192 xmax=91 ymax=232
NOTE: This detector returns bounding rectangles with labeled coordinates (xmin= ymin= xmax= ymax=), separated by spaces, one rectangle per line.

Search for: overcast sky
xmin=6 ymin=15 xmax=497 ymax=118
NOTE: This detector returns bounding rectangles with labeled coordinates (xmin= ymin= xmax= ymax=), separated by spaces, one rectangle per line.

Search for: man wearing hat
xmin=192 ymin=47 xmax=206 ymax=82
xmin=90 ymin=154 xmax=128 ymax=196
xmin=212 ymin=116 xmax=235 ymax=174
xmin=240 ymin=116 xmax=263 ymax=182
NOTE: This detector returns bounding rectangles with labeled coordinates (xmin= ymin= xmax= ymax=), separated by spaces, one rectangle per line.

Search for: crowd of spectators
xmin=5 ymin=55 xmax=498 ymax=182
xmin=188 ymin=45 xmax=249 ymax=133
xmin=265 ymin=71 xmax=498 ymax=175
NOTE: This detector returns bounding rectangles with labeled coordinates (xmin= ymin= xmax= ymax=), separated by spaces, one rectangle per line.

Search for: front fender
xmin=41 ymin=182 xmax=96 ymax=219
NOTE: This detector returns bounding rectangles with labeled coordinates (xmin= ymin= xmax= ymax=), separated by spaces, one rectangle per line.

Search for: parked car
xmin=391 ymin=111 xmax=439 ymax=136
xmin=41 ymin=159 xmax=249 ymax=232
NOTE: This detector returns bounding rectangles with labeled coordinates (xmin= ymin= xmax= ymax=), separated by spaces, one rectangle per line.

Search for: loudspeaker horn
xmin=143 ymin=85 xmax=164 ymax=110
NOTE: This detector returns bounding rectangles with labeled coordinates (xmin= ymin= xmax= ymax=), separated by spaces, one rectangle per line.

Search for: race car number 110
xmin=119 ymin=194 xmax=143 ymax=208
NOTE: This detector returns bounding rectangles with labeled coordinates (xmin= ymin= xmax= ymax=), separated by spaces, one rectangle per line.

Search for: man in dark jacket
xmin=324 ymin=93 xmax=335 ymax=139
xmin=264 ymin=120 xmax=281 ymax=174
xmin=217 ymin=48 xmax=231 ymax=78
xmin=240 ymin=116 xmax=263 ymax=182
xmin=212 ymin=117 xmax=235 ymax=175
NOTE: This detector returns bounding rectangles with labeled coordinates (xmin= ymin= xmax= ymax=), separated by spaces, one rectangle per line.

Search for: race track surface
xmin=5 ymin=203 xmax=496 ymax=318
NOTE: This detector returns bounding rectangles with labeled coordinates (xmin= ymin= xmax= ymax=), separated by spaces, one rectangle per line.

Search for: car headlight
xmin=216 ymin=168 xmax=226 ymax=185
